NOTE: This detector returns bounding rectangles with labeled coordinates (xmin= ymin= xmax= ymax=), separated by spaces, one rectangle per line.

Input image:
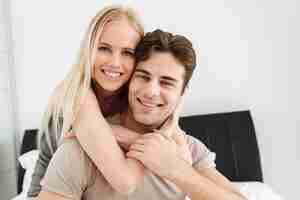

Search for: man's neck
xmin=121 ymin=109 xmax=161 ymax=134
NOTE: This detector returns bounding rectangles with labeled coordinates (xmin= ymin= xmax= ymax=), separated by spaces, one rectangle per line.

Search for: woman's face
xmin=92 ymin=17 xmax=141 ymax=95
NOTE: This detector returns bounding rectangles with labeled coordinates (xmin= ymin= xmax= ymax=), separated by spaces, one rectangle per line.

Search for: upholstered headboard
xmin=179 ymin=110 xmax=263 ymax=182
xmin=18 ymin=110 xmax=263 ymax=194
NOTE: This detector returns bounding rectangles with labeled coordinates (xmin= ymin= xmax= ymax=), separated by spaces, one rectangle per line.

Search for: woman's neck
xmin=92 ymin=81 xmax=123 ymax=117
xmin=93 ymin=81 xmax=121 ymax=98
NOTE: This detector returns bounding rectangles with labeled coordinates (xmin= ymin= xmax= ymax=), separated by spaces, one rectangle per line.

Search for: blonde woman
xmin=29 ymin=5 xmax=190 ymax=198
xmin=28 ymin=5 xmax=144 ymax=197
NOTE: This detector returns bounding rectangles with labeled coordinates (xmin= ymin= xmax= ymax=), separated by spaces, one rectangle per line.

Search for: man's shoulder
xmin=53 ymin=139 xmax=91 ymax=167
xmin=185 ymin=134 xmax=216 ymax=168
xmin=56 ymin=138 xmax=83 ymax=155
xmin=185 ymin=134 xmax=206 ymax=148
xmin=42 ymin=140 xmax=95 ymax=198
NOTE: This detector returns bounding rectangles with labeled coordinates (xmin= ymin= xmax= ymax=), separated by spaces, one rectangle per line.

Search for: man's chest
xmin=84 ymin=170 xmax=186 ymax=200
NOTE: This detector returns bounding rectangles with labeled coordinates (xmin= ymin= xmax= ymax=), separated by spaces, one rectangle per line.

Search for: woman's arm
xmin=110 ymin=125 xmax=140 ymax=151
xmin=72 ymin=89 xmax=144 ymax=195
xmin=27 ymin=132 xmax=56 ymax=197
xmin=72 ymin=89 xmax=191 ymax=194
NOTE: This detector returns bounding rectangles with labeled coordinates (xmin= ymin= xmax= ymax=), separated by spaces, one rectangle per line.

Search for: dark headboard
xmin=18 ymin=110 xmax=263 ymax=193
xmin=18 ymin=129 xmax=39 ymax=194
xmin=179 ymin=110 xmax=263 ymax=182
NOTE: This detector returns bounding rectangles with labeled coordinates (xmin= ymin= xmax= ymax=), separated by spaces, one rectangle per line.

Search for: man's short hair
xmin=135 ymin=29 xmax=197 ymax=90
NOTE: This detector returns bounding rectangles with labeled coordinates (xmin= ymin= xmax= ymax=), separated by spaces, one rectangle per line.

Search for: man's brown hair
xmin=135 ymin=29 xmax=197 ymax=90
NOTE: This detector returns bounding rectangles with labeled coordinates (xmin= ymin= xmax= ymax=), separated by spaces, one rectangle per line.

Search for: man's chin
xmin=134 ymin=115 xmax=160 ymax=127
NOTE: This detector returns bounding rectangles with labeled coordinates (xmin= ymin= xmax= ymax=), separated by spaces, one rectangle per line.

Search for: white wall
xmin=10 ymin=0 xmax=299 ymax=199
xmin=0 ymin=0 xmax=18 ymax=198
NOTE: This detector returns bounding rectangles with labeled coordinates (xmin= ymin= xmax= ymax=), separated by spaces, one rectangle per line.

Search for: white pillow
xmin=233 ymin=181 xmax=285 ymax=200
xmin=18 ymin=150 xmax=39 ymax=170
xmin=18 ymin=150 xmax=39 ymax=195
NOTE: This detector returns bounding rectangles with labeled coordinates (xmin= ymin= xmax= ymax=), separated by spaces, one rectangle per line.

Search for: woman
xmin=29 ymin=5 xmax=190 ymax=198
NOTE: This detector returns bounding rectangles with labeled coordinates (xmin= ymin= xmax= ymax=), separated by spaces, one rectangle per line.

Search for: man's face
xmin=128 ymin=52 xmax=185 ymax=128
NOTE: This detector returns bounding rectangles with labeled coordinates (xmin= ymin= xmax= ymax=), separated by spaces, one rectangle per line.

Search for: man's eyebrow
xmin=135 ymin=68 xmax=179 ymax=83
xmin=161 ymin=76 xmax=179 ymax=83
xmin=135 ymin=69 xmax=151 ymax=75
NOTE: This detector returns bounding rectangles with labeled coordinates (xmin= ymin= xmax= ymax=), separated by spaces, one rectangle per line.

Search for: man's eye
xmin=161 ymin=81 xmax=174 ymax=87
xmin=136 ymin=74 xmax=150 ymax=81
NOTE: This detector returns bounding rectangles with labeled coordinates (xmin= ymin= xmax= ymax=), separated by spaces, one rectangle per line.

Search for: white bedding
xmin=233 ymin=182 xmax=285 ymax=200
xmin=12 ymin=150 xmax=285 ymax=200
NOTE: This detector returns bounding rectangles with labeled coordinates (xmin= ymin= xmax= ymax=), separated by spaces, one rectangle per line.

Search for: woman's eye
xmin=123 ymin=50 xmax=134 ymax=57
xmin=98 ymin=46 xmax=110 ymax=52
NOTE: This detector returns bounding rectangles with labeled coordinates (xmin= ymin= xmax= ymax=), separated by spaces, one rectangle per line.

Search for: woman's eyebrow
xmin=98 ymin=42 xmax=134 ymax=52
xmin=98 ymin=42 xmax=111 ymax=47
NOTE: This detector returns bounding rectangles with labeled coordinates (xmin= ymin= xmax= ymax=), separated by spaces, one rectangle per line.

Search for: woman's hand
xmin=63 ymin=131 xmax=76 ymax=139
xmin=158 ymin=91 xmax=185 ymax=137
xmin=155 ymin=94 xmax=192 ymax=165
xmin=154 ymin=129 xmax=192 ymax=165
xmin=111 ymin=125 xmax=140 ymax=151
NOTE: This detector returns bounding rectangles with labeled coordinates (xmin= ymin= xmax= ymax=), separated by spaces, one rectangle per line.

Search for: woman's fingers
xmin=130 ymin=143 xmax=145 ymax=153
xmin=63 ymin=131 xmax=76 ymax=139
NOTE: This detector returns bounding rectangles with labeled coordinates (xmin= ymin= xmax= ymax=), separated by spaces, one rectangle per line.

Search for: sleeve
xmin=27 ymin=116 xmax=62 ymax=197
xmin=27 ymin=132 xmax=56 ymax=197
xmin=40 ymin=139 xmax=93 ymax=199
xmin=186 ymin=135 xmax=216 ymax=170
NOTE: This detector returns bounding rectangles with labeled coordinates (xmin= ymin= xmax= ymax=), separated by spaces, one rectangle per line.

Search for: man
xmin=38 ymin=30 xmax=246 ymax=200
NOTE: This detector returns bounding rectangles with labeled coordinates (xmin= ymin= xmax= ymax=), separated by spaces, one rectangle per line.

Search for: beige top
xmin=41 ymin=135 xmax=216 ymax=200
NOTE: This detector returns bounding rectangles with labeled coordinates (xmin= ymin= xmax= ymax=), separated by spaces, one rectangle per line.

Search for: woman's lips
xmin=102 ymin=69 xmax=122 ymax=79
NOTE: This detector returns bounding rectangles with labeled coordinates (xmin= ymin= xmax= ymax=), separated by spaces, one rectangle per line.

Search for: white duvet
xmin=233 ymin=182 xmax=285 ymax=200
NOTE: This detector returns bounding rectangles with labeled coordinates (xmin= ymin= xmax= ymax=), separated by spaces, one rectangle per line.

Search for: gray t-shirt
xmin=41 ymin=135 xmax=216 ymax=200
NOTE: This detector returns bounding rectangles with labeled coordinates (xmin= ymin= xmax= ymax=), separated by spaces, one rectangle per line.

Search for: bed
xmin=14 ymin=110 xmax=284 ymax=200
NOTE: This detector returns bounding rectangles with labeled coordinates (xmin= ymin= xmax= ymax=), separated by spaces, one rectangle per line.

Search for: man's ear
xmin=175 ymin=88 xmax=187 ymax=117
xmin=181 ymin=86 xmax=188 ymax=96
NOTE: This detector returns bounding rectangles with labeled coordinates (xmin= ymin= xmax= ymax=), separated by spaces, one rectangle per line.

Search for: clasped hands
xmin=116 ymin=112 xmax=193 ymax=180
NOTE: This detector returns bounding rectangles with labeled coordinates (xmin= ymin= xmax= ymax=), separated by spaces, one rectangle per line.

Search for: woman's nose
xmin=111 ymin=53 xmax=122 ymax=69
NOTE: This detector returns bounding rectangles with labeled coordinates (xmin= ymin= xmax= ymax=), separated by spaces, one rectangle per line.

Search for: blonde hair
xmin=40 ymin=5 xmax=144 ymax=152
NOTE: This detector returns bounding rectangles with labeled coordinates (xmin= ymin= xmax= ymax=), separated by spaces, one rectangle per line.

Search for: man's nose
xmin=144 ymin=80 xmax=160 ymax=98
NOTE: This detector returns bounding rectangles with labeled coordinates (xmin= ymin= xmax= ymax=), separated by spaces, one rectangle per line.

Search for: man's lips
xmin=137 ymin=97 xmax=163 ymax=108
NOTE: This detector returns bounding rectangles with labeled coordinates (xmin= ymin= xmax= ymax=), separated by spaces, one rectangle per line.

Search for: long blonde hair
xmin=40 ymin=5 xmax=144 ymax=152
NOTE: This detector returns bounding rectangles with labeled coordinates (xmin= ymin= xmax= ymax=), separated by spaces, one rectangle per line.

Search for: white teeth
xmin=142 ymin=102 xmax=156 ymax=107
xmin=138 ymin=98 xmax=157 ymax=108
xmin=103 ymin=70 xmax=121 ymax=78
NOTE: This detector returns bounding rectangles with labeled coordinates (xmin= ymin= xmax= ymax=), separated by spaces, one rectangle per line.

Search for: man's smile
xmin=137 ymin=97 xmax=163 ymax=108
